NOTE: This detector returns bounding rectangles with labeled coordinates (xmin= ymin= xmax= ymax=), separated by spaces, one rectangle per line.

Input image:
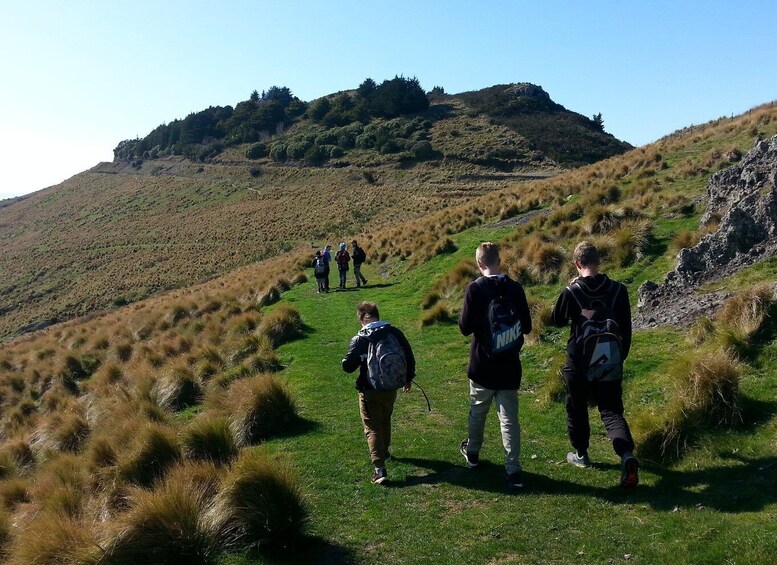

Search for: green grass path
xmin=242 ymin=226 xmax=777 ymax=564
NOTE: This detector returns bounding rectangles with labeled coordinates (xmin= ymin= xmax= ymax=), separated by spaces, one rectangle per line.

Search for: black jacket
xmin=352 ymin=245 xmax=366 ymax=266
xmin=341 ymin=321 xmax=416 ymax=391
xmin=458 ymin=275 xmax=532 ymax=390
xmin=550 ymin=274 xmax=632 ymax=370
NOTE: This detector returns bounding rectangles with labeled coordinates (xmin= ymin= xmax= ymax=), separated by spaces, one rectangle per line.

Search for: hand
xmin=403 ymin=383 xmax=412 ymax=393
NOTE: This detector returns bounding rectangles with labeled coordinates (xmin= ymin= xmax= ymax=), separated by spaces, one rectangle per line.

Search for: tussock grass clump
xmin=259 ymin=305 xmax=304 ymax=348
xmin=4 ymin=439 xmax=34 ymax=470
xmin=215 ymin=450 xmax=307 ymax=549
xmin=103 ymin=470 xmax=220 ymax=565
xmin=0 ymin=506 xmax=9 ymax=557
xmin=154 ymin=365 xmax=203 ymax=411
xmin=421 ymin=259 xmax=477 ymax=311
xmin=715 ymin=285 xmax=777 ymax=355
xmin=227 ymin=375 xmax=298 ymax=446
xmin=210 ymin=365 xmax=253 ymax=390
xmin=522 ymin=235 xmax=566 ymax=283
xmin=420 ymin=303 xmax=456 ymax=327
xmin=7 ymin=511 xmax=100 ymax=565
xmin=51 ymin=411 xmax=90 ymax=452
xmin=526 ymin=299 xmax=553 ymax=344
xmin=256 ymin=286 xmax=281 ymax=308
xmin=0 ymin=478 xmax=30 ymax=509
xmin=87 ymin=437 xmax=118 ymax=469
xmin=94 ymin=362 xmax=124 ymax=386
xmin=182 ymin=415 xmax=238 ymax=465
xmin=612 ymin=220 xmax=654 ymax=266
xmin=0 ymin=453 xmax=16 ymax=480
xmin=118 ymin=425 xmax=182 ymax=488
xmin=675 ymin=350 xmax=742 ymax=426
xmin=114 ymin=342 xmax=134 ymax=363
xmin=638 ymin=349 xmax=742 ymax=459
xmin=583 ymin=204 xmax=638 ymax=235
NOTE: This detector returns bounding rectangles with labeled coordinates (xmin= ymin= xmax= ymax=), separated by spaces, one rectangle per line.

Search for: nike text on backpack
xmin=476 ymin=277 xmax=524 ymax=356
xmin=314 ymin=257 xmax=327 ymax=276
xmin=568 ymin=280 xmax=623 ymax=382
xmin=366 ymin=332 xmax=407 ymax=391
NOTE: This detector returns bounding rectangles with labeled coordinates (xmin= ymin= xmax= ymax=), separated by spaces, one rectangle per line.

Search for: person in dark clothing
xmin=342 ymin=302 xmax=416 ymax=484
xmin=322 ymin=244 xmax=332 ymax=291
xmin=312 ymin=250 xmax=327 ymax=293
xmin=335 ymin=242 xmax=350 ymax=289
xmin=351 ymin=239 xmax=368 ymax=287
xmin=458 ymin=242 xmax=532 ymax=489
xmin=550 ymin=240 xmax=639 ymax=488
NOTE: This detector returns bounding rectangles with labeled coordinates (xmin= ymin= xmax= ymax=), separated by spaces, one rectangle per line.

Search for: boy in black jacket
xmin=342 ymin=302 xmax=415 ymax=484
xmin=459 ymin=242 xmax=532 ymax=489
xmin=550 ymin=241 xmax=639 ymax=488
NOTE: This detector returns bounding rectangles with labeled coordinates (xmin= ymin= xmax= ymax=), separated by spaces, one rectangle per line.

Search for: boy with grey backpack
xmin=550 ymin=241 xmax=639 ymax=488
xmin=341 ymin=302 xmax=416 ymax=484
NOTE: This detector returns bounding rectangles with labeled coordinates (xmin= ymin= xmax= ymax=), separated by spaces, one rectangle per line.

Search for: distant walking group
xmin=312 ymin=240 xmax=367 ymax=293
xmin=341 ymin=240 xmax=639 ymax=490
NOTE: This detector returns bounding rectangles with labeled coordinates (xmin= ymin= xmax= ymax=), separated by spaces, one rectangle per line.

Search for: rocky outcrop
xmin=636 ymin=136 xmax=777 ymax=328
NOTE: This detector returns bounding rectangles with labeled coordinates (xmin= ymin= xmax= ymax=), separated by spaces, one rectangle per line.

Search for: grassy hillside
xmin=0 ymin=102 xmax=774 ymax=563
xmin=0 ymin=81 xmax=631 ymax=341
xmin=0 ymin=135 xmax=555 ymax=341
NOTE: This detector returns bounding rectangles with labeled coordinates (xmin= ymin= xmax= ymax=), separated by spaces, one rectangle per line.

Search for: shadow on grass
xmin=392 ymin=455 xmax=777 ymax=513
xmin=227 ymin=535 xmax=357 ymax=564
xmin=270 ymin=415 xmax=321 ymax=441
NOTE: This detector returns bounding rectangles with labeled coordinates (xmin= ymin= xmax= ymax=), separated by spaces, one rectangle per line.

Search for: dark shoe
xmin=371 ymin=467 xmax=387 ymax=485
xmin=506 ymin=471 xmax=524 ymax=490
xmin=460 ymin=439 xmax=479 ymax=468
xmin=567 ymin=451 xmax=591 ymax=468
xmin=620 ymin=455 xmax=639 ymax=488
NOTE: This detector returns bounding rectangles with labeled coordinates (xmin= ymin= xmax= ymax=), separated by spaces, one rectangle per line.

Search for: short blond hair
xmin=476 ymin=242 xmax=500 ymax=267
xmin=573 ymin=241 xmax=600 ymax=267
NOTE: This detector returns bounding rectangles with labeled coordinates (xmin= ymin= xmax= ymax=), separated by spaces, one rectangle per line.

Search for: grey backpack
xmin=366 ymin=331 xmax=407 ymax=391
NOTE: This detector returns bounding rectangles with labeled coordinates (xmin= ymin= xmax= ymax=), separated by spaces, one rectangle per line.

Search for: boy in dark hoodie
xmin=550 ymin=241 xmax=639 ymax=488
xmin=459 ymin=242 xmax=532 ymax=490
xmin=341 ymin=302 xmax=416 ymax=484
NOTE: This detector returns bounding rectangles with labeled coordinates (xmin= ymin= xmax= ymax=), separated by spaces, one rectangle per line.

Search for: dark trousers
xmin=563 ymin=366 xmax=634 ymax=457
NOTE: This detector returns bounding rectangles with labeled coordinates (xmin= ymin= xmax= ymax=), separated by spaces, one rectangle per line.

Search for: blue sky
xmin=1 ymin=0 xmax=775 ymax=198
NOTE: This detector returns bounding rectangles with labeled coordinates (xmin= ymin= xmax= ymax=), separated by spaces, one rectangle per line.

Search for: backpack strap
xmin=567 ymin=278 xmax=619 ymax=311
xmin=566 ymin=280 xmax=586 ymax=311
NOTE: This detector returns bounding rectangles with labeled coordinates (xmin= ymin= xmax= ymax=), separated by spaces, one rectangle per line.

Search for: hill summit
xmin=113 ymin=78 xmax=631 ymax=169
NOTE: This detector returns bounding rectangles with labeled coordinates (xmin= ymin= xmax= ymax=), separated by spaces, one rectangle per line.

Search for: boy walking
xmin=312 ymin=250 xmax=327 ymax=293
xmin=550 ymin=241 xmax=639 ymax=488
xmin=342 ymin=302 xmax=416 ymax=484
xmin=351 ymin=239 xmax=368 ymax=287
xmin=459 ymin=242 xmax=532 ymax=489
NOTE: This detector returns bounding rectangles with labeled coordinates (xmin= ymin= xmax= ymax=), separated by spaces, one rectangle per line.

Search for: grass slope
xmin=245 ymin=224 xmax=776 ymax=564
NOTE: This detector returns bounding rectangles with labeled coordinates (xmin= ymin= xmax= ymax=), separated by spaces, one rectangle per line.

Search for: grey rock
xmin=635 ymin=135 xmax=777 ymax=329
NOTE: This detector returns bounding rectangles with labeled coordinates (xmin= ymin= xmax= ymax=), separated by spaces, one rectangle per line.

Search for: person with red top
xmin=335 ymin=242 xmax=351 ymax=289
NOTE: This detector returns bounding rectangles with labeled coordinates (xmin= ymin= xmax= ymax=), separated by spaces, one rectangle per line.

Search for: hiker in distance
xmin=322 ymin=244 xmax=333 ymax=291
xmin=351 ymin=239 xmax=368 ymax=287
xmin=550 ymin=241 xmax=639 ymax=488
xmin=335 ymin=242 xmax=351 ymax=289
xmin=459 ymin=242 xmax=532 ymax=490
xmin=312 ymin=250 xmax=327 ymax=293
xmin=341 ymin=302 xmax=416 ymax=485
